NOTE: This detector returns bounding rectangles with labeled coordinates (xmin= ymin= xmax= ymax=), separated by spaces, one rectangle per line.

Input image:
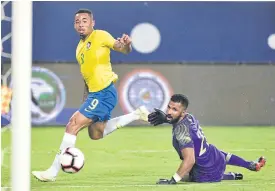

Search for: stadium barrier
xmin=2 ymin=63 xmax=275 ymax=126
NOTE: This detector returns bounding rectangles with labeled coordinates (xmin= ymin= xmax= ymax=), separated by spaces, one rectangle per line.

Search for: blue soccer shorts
xmin=79 ymin=83 xmax=118 ymax=122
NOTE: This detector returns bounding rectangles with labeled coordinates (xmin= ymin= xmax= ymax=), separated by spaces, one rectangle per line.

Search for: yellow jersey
xmin=76 ymin=30 xmax=118 ymax=92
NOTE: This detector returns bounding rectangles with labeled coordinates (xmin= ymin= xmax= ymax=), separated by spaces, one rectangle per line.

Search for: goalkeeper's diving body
xmin=148 ymin=94 xmax=266 ymax=184
xmin=32 ymin=9 xmax=150 ymax=182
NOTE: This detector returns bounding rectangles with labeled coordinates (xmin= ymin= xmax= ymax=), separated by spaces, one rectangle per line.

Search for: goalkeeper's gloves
xmin=156 ymin=177 xmax=177 ymax=185
xmin=156 ymin=173 xmax=182 ymax=185
xmin=148 ymin=108 xmax=170 ymax=126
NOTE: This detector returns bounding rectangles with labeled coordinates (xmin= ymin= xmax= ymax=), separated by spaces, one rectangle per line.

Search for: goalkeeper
xmin=148 ymin=94 xmax=266 ymax=184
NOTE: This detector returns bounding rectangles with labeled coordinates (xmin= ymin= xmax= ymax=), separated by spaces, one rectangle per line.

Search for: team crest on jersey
xmin=119 ymin=69 xmax=173 ymax=113
xmin=86 ymin=42 xmax=91 ymax=50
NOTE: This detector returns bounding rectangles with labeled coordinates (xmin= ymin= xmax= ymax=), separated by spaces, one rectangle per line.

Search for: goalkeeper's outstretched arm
xmin=148 ymin=108 xmax=170 ymax=126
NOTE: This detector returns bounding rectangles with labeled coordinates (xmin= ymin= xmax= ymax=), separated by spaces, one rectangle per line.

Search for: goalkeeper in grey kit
xmin=148 ymin=94 xmax=266 ymax=184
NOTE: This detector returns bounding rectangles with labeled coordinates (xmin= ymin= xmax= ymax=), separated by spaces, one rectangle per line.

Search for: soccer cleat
xmin=134 ymin=106 xmax=150 ymax=122
xmin=255 ymin=156 xmax=266 ymax=171
xmin=226 ymin=172 xmax=243 ymax=180
xmin=233 ymin=173 xmax=243 ymax=180
xmin=32 ymin=170 xmax=56 ymax=182
xmin=248 ymin=156 xmax=266 ymax=171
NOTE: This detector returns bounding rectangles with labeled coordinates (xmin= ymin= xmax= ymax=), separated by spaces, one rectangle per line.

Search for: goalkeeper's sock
xmin=222 ymin=172 xmax=243 ymax=180
xmin=222 ymin=172 xmax=235 ymax=180
xmin=103 ymin=112 xmax=139 ymax=137
xmin=222 ymin=152 xmax=251 ymax=169
xmin=48 ymin=132 xmax=77 ymax=176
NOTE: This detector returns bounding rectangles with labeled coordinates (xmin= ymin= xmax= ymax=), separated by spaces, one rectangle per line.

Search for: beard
xmin=167 ymin=114 xmax=181 ymax=124
xmin=80 ymin=34 xmax=87 ymax=40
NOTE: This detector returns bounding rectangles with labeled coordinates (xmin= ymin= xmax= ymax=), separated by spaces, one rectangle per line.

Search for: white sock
xmin=103 ymin=112 xmax=139 ymax=137
xmin=47 ymin=132 xmax=77 ymax=176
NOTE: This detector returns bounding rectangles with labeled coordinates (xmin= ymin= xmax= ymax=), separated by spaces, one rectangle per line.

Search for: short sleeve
xmin=101 ymin=30 xmax=116 ymax=49
xmin=174 ymin=124 xmax=194 ymax=150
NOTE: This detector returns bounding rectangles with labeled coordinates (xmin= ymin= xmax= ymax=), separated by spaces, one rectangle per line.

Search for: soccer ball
xmin=59 ymin=147 xmax=85 ymax=174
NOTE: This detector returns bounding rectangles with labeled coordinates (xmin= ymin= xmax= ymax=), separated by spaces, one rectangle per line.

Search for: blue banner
xmin=2 ymin=1 xmax=275 ymax=62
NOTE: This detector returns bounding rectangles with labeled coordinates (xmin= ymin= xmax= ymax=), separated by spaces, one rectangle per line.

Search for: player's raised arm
xmin=113 ymin=34 xmax=132 ymax=54
xmin=103 ymin=31 xmax=132 ymax=54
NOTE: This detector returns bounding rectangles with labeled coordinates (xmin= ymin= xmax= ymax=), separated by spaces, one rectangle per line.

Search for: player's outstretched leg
xmin=88 ymin=106 xmax=150 ymax=140
xmin=102 ymin=106 xmax=149 ymax=137
xmin=222 ymin=151 xmax=266 ymax=171
xmin=32 ymin=111 xmax=92 ymax=182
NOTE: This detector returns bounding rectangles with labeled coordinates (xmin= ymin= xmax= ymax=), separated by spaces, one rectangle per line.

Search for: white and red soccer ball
xmin=59 ymin=147 xmax=85 ymax=174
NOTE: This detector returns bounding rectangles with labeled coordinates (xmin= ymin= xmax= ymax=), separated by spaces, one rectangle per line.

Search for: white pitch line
xmin=2 ymin=148 xmax=275 ymax=154
xmin=2 ymin=182 xmax=275 ymax=189
xmin=121 ymin=148 xmax=275 ymax=153
xmin=226 ymin=148 xmax=275 ymax=152
xmin=121 ymin=149 xmax=173 ymax=153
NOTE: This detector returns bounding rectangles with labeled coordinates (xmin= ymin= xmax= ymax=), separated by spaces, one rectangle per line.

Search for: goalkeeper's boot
xmin=134 ymin=106 xmax=150 ymax=122
xmin=32 ymin=170 xmax=56 ymax=182
xmin=256 ymin=156 xmax=266 ymax=171
xmin=248 ymin=156 xmax=266 ymax=171
xmin=233 ymin=172 xmax=243 ymax=180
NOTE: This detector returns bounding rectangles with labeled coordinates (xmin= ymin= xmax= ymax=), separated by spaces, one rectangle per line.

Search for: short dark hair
xmin=75 ymin=9 xmax=93 ymax=17
xmin=170 ymin=94 xmax=189 ymax=109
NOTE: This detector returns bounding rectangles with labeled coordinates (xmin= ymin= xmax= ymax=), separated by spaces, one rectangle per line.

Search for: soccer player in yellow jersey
xmin=32 ymin=9 xmax=150 ymax=181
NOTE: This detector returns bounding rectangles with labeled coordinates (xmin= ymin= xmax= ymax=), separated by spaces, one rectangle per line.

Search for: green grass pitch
xmin=2 ymin=126 xmax=275 ymax=191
